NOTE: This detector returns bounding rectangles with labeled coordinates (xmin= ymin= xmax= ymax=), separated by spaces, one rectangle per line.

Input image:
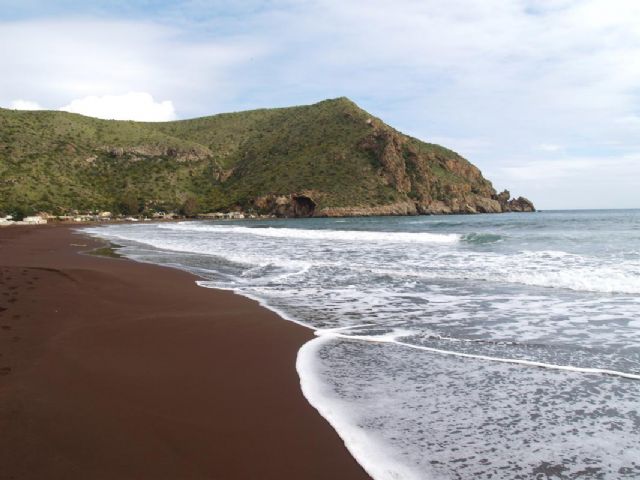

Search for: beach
xmin=0 ymin=225 xmax=370 ymax=480
xmin=82 ymin=213 xmax=639 ymax=479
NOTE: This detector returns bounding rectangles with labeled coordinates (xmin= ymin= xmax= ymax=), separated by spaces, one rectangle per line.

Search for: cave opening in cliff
xmin=292 ymin=195 xmax=316 ymax=217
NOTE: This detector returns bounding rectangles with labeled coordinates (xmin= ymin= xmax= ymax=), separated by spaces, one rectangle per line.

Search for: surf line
xmin=318 ymin=331 xmax=640 ymax=381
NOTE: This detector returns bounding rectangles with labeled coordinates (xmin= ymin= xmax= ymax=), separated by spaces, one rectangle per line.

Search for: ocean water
xmin=84 ymin=210 xmax=640 ymax=479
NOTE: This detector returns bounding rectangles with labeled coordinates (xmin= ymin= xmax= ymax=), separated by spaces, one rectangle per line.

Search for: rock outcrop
xmin=253 ymin=194 xmax=318 ymax=217
xmin=250 ymin=192 xmax=532 ymax=218
xmin=318 ymin=200 xmax=418 ymax=217
xmin=494 ymin=190 xmax=536 ymax=212
xmin=103 ymin=144 xmax=211 ymax=162
xmin=353 ymin=126 xmax=533 ymax=217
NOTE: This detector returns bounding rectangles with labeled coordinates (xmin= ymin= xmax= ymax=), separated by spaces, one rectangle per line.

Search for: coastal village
xmin=0 ymin=210 xmax=261 ymax=226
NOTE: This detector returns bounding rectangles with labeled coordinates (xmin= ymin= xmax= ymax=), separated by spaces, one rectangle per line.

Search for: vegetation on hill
xmin=0 ymin=98 xmax=533 ymax=217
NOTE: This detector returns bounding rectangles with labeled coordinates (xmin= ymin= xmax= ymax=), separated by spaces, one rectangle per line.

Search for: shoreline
xmin=0 ymin=225 xmax=370 ymax=480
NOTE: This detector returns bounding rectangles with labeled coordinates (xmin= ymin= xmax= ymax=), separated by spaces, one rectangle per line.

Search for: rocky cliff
xmin=0 ymin=98 xmax=534 ymax=217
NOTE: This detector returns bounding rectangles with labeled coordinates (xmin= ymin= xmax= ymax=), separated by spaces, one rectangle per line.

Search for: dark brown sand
xmin=0 ymin=225 xmax=370 ymax=480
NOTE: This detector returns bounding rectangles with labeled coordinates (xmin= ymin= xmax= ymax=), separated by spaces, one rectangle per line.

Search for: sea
xmin=84 ymin=209 xmax=640 ymax=480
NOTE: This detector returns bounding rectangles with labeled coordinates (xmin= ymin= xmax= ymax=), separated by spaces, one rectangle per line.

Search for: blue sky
xmin=1 ymin=0 xmax=639 ymax=209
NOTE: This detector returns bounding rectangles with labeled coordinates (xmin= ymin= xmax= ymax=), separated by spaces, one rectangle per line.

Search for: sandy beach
xmin=0 ymin=225 xmax=369 ymax=480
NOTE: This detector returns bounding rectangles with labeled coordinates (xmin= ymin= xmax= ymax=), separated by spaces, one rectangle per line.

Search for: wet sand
xmin=0 ymin=225 xmax=370 ymax=480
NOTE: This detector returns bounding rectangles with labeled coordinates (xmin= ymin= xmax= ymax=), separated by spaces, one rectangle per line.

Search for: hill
xmin=0 ymin=97 xmax=534 ymax=217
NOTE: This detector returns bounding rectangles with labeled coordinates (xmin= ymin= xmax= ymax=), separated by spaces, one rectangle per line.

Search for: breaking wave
xmin=159 ymin=222 xmax=461 ymax=244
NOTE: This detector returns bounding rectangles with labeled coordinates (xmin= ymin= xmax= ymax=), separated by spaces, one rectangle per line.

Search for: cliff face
xmin=357 ymin=127 xmax=499 ymax=215
xmin=246 ymin=104 xmax=534 ymax=217
xmin=356 ymin=126 xmax=534 ymax=216
xmin=0 ymin=98 xmax=534 ymax=217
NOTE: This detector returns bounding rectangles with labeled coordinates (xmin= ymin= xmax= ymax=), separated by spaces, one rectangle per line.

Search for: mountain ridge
xmin=0 ymin=97 xmax=534 ymax=217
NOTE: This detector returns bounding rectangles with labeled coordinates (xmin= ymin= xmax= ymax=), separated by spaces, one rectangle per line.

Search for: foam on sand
xmin=297 ymin=335 xmax=423 ymax=480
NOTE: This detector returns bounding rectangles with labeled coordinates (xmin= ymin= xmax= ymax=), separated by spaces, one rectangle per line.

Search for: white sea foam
xmin=297 ymin=336 xmax=423 ymax=480
xmin=159 ymin=223 xmax=461 ymax=244
xmin=321 ymin=331 xmax=640 ymax=380
xmin=362 ymin=251 xmax=640 ymax=294
xmin=305 ymin=336 xmax=640 ymax=479
xmin=86 ymin=224 xmax=640 ymax=294
xmin=502 ymin=265 xmax=640 ymax=294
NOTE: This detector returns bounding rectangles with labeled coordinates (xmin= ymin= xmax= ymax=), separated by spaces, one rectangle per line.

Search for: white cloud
xmin=538 ymin=144 xmax=563 ymax=152
xmin=7 ymin=93 xmax=176 ymax=121
xmin=1 ymin=2 xmax=640 ymax=207
xmin=501 ymin=158 xmax=601 ymax=182
xmin=427 ymin=136 xmax=494 ymax=156
xmin=0 ymin=19 xmax=263 ymax=118
xmin=616 ymin=115 xmax=640 ymax=127
xmin=60 ymin=92 xmax=176 ymax=121
xmin=9 ymin=99 xmax=43 ymax=110
xmin=493 ymin=154 xmax=640 ymax=209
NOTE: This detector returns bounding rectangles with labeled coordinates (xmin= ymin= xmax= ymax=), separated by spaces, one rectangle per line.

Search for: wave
xmin=89 ymin=224 xmax=640 ymax=295
xmin=461 ymin=232 xmax=504 ymax=244
xmin=499 ymin=252 xmax=640 ymax=294
xmin=319 ymin=331 xmax=640 ymax=381
xmin=159 ymin=223 xmax=461 ymax=244
xmin=297 ymin=336 xmax=423 ymax=480
xmin=364 ymin=262 xmax=640 ymax=295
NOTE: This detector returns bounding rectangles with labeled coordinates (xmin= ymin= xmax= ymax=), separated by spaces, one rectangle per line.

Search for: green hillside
xmin=0 ymin=98 xmax=533 ymax=217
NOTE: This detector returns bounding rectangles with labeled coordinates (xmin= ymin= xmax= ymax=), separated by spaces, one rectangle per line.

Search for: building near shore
xmin=198 ymin=212 xmax=246 ymax=220
xmin=20 ymin=216 xmax=48 ymax=225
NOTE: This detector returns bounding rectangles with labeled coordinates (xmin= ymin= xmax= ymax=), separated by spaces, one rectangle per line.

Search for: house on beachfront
xmin=21 ymin=215 xmax=48 ymax=225
xmin=197 ymin=212 xmax=246 ymax=220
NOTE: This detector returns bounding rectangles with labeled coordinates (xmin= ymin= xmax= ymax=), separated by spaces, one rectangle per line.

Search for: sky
xmin=1 ymin=0 xmax=639 ymax=209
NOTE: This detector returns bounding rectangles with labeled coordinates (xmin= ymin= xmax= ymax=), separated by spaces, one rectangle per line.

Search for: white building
xmin=21 ymin=216 xmax=48 ymax=224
